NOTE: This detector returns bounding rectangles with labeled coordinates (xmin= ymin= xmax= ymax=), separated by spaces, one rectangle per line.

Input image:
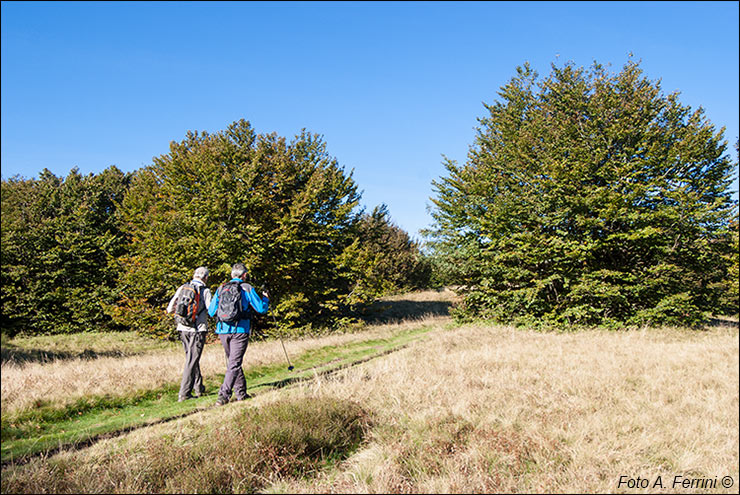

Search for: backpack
xmin=217 ymin=281 xmax=251 ymax=323
xmin=174 ymin=282 xmax=203 ymax=326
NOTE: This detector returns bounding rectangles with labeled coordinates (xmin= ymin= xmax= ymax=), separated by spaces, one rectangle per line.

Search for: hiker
xmin=167 ymin=266 xmax=213 ymax=402
xmin=208 ymin=262 xmax=269 ymax=406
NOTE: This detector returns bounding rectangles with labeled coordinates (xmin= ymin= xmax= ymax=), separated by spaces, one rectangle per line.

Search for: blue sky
xmin=2 ymin=1 xmax=738 ymax=239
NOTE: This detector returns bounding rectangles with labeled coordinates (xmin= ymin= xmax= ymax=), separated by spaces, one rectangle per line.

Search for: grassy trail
xmin=1 ymin=324 xmax=435 ymax=464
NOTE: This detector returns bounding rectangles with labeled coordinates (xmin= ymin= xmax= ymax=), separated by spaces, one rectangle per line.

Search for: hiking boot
xmin=215 ymin=398 xmax=228 ymax=406
xmin=194 ymin=387 xmax=207 ymax=398
xmin=234 ymin=394 xmax=253 ymax=402
xmin=178 ymin=395 xmax=192 ymax=402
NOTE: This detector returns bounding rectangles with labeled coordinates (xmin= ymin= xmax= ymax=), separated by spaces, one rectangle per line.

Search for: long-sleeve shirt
xmin=208 ymin=278 xmax=269 ymax=334
xmin=166 ymin=279 xmax=212 ymax=332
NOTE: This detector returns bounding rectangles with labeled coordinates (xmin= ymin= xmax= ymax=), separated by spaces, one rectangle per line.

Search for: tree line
xmin=3 ymin=59 xmax=737 ymax=337
xmin=1 ymin=121 xmax=431 ymax=338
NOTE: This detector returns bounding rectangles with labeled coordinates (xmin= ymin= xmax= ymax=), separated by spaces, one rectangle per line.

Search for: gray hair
xmin=193 ymin=266 xmax=209 ymax=281
xmin=231 ymin=263 xmax=248 ymax=280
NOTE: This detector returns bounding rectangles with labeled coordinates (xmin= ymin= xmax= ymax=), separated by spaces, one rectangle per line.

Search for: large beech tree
xmin=427 ymin=59 xmax=737 ymax=327
xmin=113 ymin=120 xmax=364 ymax=337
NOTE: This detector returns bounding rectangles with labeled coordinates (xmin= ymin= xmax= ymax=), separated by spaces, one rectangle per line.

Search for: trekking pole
xmin=273 ymin=313 xmax=294 ymax=371
xmin=261 ymin=283 xmax=294 ymax=371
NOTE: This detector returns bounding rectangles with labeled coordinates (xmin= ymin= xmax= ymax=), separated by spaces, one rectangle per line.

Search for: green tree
xmin=723 ymin=142 xmax=740 ymax=316
xmin=1 ymin=167 xmax=131 ymax=336
xmin=426 ymin=59 xmax=737 ymax=328
xmin=720 ymin=210 xmax=739 ymax=316
xmin=112 ymin=119 xmax=363 ymax=338
xmin=338 ymin=204 xmax=432 ymax=304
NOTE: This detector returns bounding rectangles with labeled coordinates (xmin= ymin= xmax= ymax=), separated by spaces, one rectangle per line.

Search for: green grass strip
xmin=1 ymin=325 xmax=433 ymax=462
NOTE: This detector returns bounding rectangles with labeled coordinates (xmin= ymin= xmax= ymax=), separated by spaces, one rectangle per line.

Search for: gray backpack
xmin=174 ymin=282 xmax=204 ymax=326
xmin=217 ymin=281 xmax=251 ymax=323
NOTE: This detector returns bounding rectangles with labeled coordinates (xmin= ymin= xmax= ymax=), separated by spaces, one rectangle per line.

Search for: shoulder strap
xmin=195 ymin=284 xmax=206 ymax=315
xmin=239 ymin=282 xmax=252 ymax=318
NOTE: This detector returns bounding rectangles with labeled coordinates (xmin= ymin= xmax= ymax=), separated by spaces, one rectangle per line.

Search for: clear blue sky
xmin=2 ymin=1 xmax=738 ymax=239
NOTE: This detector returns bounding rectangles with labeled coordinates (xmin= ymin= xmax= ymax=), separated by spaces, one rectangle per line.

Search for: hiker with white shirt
xmin=167 ymin=266 xmax=212 ymax=402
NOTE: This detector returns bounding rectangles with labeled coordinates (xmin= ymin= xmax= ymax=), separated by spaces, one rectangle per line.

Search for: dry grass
xmin=268 ymin=323 xmax=739 ymax=493
xmin=0 ymin=331 xmax=174 ymax=365
xmin=361 ymin=288 xmax=457 ymax=324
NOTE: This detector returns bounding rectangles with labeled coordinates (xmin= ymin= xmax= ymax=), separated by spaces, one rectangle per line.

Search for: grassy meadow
xmin=1 ymin=289 xmax=738 ymax=493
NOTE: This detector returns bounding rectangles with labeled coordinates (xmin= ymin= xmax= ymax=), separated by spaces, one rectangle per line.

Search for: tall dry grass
xmin=6 ymin=319 xmax=735 ymax=493
xmin=270 ymin=323 xmax=739 ymax=493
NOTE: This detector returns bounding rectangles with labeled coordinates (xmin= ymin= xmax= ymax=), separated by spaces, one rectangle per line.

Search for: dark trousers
xmin=218 ymin=333 xmax=250 ymax=402
xmin=179 ymin=331 xmax=206 ymax=399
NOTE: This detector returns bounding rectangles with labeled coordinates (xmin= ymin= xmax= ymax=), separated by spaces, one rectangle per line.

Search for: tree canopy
xmin=339 ymin=204 xmax=432 ymax=304
xmin=426 ymin=59 xmax=738 ymax=327
xmin=1 ymin=167 xmax=131 ymax=336
xmin=109 ymin=120 xmax=358 ymax=336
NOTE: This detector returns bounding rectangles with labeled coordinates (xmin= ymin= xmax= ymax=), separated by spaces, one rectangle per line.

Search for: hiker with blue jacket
xmin=208 ymin=262 xmax=269 ymax=406
xmin=167 ymin=266 xmax=212 ymax=402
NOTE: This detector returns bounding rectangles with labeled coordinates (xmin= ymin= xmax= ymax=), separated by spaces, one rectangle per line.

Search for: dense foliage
xmin=426 ymin=59 xmax=738 ymax=327
xmin=110 ymin=119 xmax=428 ymax=338
xmin=723 ymin=213 xmax=739 ymax=315
xmin=1 ymin=167 xmax=131 ymax=337
xmin=1 ymin=120 xmax=430 ymax=337
xmin=340 ymin=204 xmax=433 ymax=304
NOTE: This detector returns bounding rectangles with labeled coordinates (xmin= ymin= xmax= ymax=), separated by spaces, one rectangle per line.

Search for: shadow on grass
xmin=1 ymin=344 xmax=128 ymax=365
xmin=705 ymin=316 xmax=739 ymax=328
xmin=359 ymin=298 xmax=452 ymax=324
